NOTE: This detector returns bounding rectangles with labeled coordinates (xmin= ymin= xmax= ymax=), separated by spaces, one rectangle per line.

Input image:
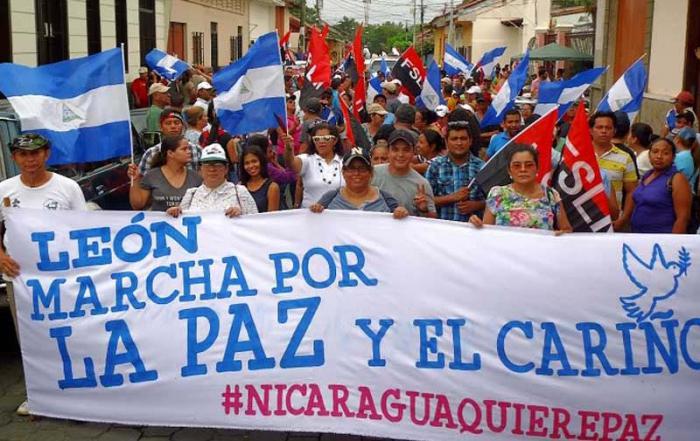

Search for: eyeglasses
xmin=312 ymin=135 xmax=336 ymax=143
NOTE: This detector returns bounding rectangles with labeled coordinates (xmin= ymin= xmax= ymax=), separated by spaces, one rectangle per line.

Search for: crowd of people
xmin=0 ymin=56 xmax=700 ymax=418
xmin=118 ymin=60 xmax=700 ymax=236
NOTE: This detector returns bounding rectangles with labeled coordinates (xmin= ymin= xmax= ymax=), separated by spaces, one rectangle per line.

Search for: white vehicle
xmin=365 ymin=56 xmax=398 ymax=75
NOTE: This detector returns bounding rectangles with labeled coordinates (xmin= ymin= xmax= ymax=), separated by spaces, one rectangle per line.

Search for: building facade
xmin=431 ymin=0 xmax=550 ymax=68
xmin=591 ymin=0 xmax=699 ymax=132
xmin=2 ymin=0 xmax=168 ymax=80
xmin=1 ymin=0 xmax=289 ymax=80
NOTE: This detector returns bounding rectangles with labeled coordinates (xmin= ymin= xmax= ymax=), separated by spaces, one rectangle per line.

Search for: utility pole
xmin=316 ymin=0 xmax=322 ymax=23
xmin=363 ymin=0 xmax=370 ymax=27
xmin=412 ymin=0 xmax=417 ymax=47
xmin=299 ymin=0 xmax=306 ymax=54
xmin=447 ymin=0 xmax=455 ymax=47
xmin=420 ymin=0 xmax=425 ymax=56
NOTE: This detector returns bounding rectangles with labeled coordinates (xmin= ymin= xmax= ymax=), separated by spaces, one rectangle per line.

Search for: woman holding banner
xmin=128 ymin=135 xmax=202 ymax=211
xmin=618 ymin=138 xmax=692 ymax=234
xmin=469 ymin=144 xmax=572 ymax=233
xmin=309 ymin=148 xmax=408 ymax=219
xmin=167 ymin=143 xmax=258 ymax=217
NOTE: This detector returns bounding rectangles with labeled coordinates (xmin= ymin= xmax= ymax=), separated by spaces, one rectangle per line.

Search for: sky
xmin=311 ymin=0 xmax=450 ymax=26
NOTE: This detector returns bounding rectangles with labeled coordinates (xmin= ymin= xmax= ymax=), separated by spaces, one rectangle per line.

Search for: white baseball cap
xmin=200 ymin=143 xmax=227 ymax=164
xmin=197 ymin=81 xmax=213 ymax=91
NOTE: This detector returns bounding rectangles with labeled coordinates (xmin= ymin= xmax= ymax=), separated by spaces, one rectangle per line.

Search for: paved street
xmin=0 ymin=311 xmax=388 ymax=441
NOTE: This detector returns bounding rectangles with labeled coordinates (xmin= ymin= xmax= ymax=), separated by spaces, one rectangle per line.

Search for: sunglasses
xmin=447 ymin=121 xmax=470 ymax=128
xmin=312 ymin=135 xmax=336 ymax=143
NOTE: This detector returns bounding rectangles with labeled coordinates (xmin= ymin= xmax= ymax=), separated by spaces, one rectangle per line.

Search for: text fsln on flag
xmin=553 ymin=103 xmax=613 ymax=232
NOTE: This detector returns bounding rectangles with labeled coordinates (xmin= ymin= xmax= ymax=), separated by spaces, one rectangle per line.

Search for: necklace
xmin=316 ymin=155 xmax=339 ymax=185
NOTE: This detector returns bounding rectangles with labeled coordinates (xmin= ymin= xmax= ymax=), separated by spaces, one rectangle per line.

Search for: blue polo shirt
xmin=486 ymin=132 xmax=511 ymax=158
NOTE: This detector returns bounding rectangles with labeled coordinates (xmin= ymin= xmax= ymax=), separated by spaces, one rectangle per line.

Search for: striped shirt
xmin=425 ymin=154 xmax=485 ymax=222
xmin=597 ymin=145 xmax=637 ymax=203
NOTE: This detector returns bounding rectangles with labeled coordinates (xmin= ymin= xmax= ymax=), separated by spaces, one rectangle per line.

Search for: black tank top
xmin=248 ymin=179 xmax=272 ymax=213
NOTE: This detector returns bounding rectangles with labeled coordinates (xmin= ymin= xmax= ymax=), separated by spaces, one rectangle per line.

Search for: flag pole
xmin=120 ymin=43 xmax=135 ymax=166
xmin=275 ymin=29 xmax=290 ymax=137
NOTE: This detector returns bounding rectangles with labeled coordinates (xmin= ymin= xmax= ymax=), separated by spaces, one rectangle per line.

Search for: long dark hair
xmin=239 ymin=146 xmax=269 ymax=184
xmin=307 ymin=122 xmax=343 ymax=156
xmin=151 ymin=135 xmax=186 ymax=168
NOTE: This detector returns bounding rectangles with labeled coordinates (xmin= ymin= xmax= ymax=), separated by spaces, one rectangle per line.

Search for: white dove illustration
xmin=619 ymin=244 xmax=691 ymax=323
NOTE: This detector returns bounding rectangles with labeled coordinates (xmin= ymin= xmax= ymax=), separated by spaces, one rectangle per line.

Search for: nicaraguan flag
xmin=416 ymin=61 xmax=446 ymax=111
xmin=480 ymin=50 xmax=529 ymax=128
xmin=443 ymin=44 xmax=473 ymax=77
xmin=597 ymin=58 xmax=647 ymax=122
xmin=380 ymin=56 xmax=391 ymax=76
xmin=367 ymin=76 xmax=383 ymax=104
xmin=535 ymin=67 xmax=607 ymax=118
xmin=0 ymin=48 xmax=131 ymax=165
xmin=213 ymin=32 xmax=285 ymax=136
xmin=145 ymin=48 xmax=190 ymax=82
xmin=475 ymin=46 xmax=506 ymax=79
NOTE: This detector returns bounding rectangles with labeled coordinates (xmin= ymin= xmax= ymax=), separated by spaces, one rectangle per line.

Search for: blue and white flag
xmin=475 ymin=46 xmax=506 ymax=79
xmin=380 ymin=56 xmax=391 ymax=76
xmin=366 ymin=76 xmax=383 ymax=104
xmin=0 ymin=48 xmax=131 ymax=165
xmin=145 ymin=48 xmax=190 ymax=82
xmin=416 ymin=61 xmax=446 ymax=111
xmin=213 ymin=32 xmax=285 ymax=136
xmin=480 ymin=50 xmax=529 ymax=128
xmin=597 ymin=58 xmax=647 ymax=122
xmin=443 ymin=44 xmax=473 ymax=77
xmin=535 ymin=67 xmax=607 ymax=118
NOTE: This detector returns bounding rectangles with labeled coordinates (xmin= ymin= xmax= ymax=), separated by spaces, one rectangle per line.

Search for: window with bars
xmin=210 ymin=22 xmax=218 ymax=70
xmin=192 ymin=32 xmax=204 ymax=65
xmin=86 ymin=0 xmax=101 ymax=55
xmin=229 ymin=26 xmax=243 ymax=62
xmin=115 ymin=0 xmax=128 ymax=70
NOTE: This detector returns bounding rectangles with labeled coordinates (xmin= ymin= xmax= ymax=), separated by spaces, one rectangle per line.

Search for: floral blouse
xmin=486 ymin=184 xmax=561 ymax=230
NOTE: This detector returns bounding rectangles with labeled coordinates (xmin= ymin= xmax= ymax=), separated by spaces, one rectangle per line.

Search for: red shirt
xmin=131 ymin=78 xmax=148 ymax=108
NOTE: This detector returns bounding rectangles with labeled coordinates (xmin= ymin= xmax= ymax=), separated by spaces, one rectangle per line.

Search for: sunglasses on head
xmin=447 ymin=121 xmax=470 ymax=128
xmin=312 ymin=135 xmax=336 ymax=143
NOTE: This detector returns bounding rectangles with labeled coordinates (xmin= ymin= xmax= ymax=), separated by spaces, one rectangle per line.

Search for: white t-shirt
xmin=0 ymin=173 xmax=87 ymax=275
xmin=298 ymin=153 xmax=345 ymax=208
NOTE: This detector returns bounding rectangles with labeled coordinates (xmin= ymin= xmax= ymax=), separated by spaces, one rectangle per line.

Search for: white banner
xmin=5 ymin=208 xmax=700 ymax=440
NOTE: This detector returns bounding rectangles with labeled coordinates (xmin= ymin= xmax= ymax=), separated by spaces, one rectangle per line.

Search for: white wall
xmin=647 ymin=0 xmax=688 ymax=97
xmin=8 ymin=0 xmax=166 ymax=79
xmin=10 ymin=0 xmax=37 ymax=66
xmin=249 ymin=1 xmax=276 ymax=42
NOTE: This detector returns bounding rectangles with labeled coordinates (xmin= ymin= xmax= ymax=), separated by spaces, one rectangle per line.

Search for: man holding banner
xmin=0 ymin=134 xmax=87 ymax=417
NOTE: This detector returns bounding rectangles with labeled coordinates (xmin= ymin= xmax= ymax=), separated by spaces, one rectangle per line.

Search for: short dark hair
xmin=308 ymin=122 xmax=343 ymax=156
xmin=630 ymin=122 xmax=653 ymax=148
xmin=651 ymin=137 xmax=676 ymax=155
xmin=588 ymin=110 xmax=617 ymax=128
xmin=395 ymin=104 xmax=416 ymax=124
xmin=507 ymin=143 xmax=539 ymax=169
xmin=677 ymin=111 xmax=696 ymax=125
xmin=613 ymin=111 xmax=631 ymax=138
xmin=447 ymin=107 xmax=481 ymax=154
xmin=504 ymin=109 xmax=521 ymax=121
xmin=419 ymin=109 xmax=438 ymax=125
xmin=373 ymin=94 xmax=387 ymax=103
xmin=246 ymin=134 xmax=270 ymax=151
xmin=239 ymin=145 xmax=269 ymax=184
